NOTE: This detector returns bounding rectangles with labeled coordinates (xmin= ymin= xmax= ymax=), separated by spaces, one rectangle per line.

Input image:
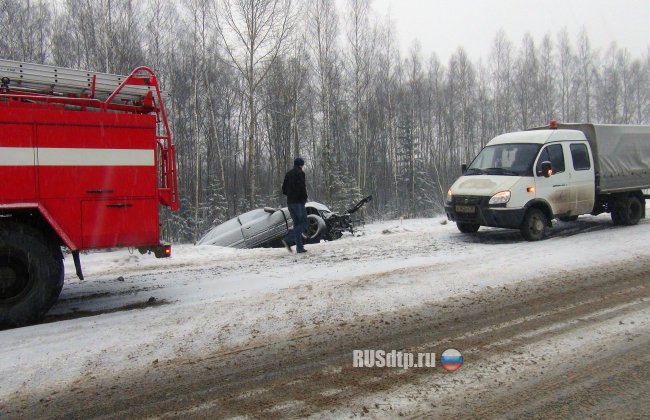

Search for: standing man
xmin=282 ymin=157 xmax=308 ymax=253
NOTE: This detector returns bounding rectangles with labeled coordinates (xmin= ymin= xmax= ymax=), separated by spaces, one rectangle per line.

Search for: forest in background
xmin=2 ymin=0 xmax=649 ymax=242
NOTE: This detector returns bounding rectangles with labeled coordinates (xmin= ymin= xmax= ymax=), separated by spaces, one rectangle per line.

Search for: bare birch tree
xmin=557 ymin=29 xmax=575 ymax=121
xmin=490 ymin=30 xmax=514 ymax=133
xmin=308 ymin=0 xmax=339 ymax=203
xmin=344 ymin=0 xmax=375 ymax=192
xmin=214 ymin=0 xmax=293 ymax=208
xmin=538 ymin=34 xmax=557 ymax=122
xmin=577 ymin=29 xmax=596 ymax=121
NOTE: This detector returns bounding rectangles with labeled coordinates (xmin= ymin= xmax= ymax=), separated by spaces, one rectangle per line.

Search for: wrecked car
xmin=197 ymin=196 xmax=372 ymax=248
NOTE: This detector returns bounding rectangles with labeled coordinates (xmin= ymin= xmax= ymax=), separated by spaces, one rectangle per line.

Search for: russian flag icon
xmin=440 ymin=349 xmax=463 ymax=372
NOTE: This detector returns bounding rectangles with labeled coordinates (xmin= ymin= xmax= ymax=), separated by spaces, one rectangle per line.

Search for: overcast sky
xmin=365 ymin=0 xmax=650 ymax=61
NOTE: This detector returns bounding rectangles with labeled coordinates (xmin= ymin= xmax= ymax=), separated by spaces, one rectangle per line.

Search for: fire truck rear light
xmin=141 ymin=244 xmax=172 ymax=258
xmin=155 ymin=244 xmax=172 ymax=258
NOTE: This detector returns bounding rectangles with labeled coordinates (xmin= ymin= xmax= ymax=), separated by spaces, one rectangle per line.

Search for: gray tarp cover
xmin=557 ymin=123 xmax=650 ymax=192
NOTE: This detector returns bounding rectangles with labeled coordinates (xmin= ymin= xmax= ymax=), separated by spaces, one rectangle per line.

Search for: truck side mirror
xmin=538 ymin=161 xmax=553 ymax=178
xmin=461 ymin=164 xmax=467 ymax=173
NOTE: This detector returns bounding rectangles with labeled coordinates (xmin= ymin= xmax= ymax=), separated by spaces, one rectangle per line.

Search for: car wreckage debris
xmin=197 ymin=195 xmax=373 ymax=249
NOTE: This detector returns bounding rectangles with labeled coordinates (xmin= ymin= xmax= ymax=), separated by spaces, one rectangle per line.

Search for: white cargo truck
xmin=444 ymin=122 xmax=650 ymax=240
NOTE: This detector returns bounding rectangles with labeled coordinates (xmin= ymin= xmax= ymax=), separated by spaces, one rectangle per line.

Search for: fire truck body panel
xmin=0 ymin=103 xmax=161 ymax=250
xmin=0 ymin=60 xmax=178 ymax=327
xmin=0 ymin=121 xmax=37 ymax=201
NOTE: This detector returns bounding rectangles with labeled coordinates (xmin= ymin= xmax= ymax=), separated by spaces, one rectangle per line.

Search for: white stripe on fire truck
xmin=0 ymin=147 xmax=35 ymax=165
xmin=0 ymin=148 xmax=154 ymax=166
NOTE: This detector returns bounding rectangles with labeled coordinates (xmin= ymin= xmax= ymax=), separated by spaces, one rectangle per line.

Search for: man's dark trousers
xmin=286 ymin=202 xmax=307 ymax=252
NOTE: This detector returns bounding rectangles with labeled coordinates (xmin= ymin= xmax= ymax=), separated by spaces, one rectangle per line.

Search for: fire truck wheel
xmin=53 ymin=258 xmax=65 ymax=298
xmin=0 ymin=222 xmax=63 ymax=328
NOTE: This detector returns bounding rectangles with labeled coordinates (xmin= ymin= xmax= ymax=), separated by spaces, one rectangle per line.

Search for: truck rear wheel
xmin=0 ymin=222 xmax=63 ymax=328
xmin=520 ymin=208 xmax=547 ymax=241
xmin=616 ymin=196 xmax=643 ymax=226
xmin=456 ymin=222 xmax=480 ymax=233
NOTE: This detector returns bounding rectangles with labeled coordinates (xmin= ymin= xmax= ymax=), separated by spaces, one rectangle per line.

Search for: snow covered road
xmin=1 ymin=214 xmax=649 ymax=418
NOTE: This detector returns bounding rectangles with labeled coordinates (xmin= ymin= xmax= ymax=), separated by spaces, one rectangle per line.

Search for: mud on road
xmin=2 ymin=254 xmax=649 ymax=419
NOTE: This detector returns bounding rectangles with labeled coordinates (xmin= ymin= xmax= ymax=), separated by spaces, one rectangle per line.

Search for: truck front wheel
xmin=0 ymin=222 xmax=63 ymax=328
xmin=520 ymin=208 xmax=547 ymax=241
xmin=456 ymin=222 xmax=480 ymax=233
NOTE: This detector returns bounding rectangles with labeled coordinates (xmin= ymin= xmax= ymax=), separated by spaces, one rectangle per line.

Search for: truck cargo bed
xmin=543 ymin=123 xmax=650 ymax=193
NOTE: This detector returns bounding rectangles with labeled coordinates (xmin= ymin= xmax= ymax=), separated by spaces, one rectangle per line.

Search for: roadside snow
xmin=1 ymin=213 xmax=649 ymax=400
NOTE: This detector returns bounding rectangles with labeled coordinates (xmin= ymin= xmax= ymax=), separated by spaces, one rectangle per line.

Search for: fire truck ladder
xmin=0 ymin=58 xmax=166 ymax=103
xmin=0 ymin=59 xmax=178 ymax=211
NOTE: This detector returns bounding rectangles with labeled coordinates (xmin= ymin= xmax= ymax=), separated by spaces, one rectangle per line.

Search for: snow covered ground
xmin=1 ymin=212 xmax=649 ymax=410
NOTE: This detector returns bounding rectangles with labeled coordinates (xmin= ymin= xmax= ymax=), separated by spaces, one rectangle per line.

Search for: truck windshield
xmin=466 ymin=143 xmax=541 ymax=176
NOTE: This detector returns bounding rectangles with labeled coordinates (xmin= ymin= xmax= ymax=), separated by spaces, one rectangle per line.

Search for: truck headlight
xmin=489 ymin=190 xmax=511 ymax=205
xmin=446 ymin=188 xmax=453 ymax=203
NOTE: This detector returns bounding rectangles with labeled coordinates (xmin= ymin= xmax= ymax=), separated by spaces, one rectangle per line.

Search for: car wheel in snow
xmin=0 ymin=222 xmax=63 ymax=328
xmin=302 ymin=214 xmax=326 ymax=242
xmin=456 ymin=222 xmax=480 ymax=233
xmin=520 ymin=208 xmax=547 ymax=241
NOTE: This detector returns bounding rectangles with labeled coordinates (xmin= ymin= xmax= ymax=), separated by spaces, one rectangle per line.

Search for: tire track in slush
xmin=2 ymin=256 xmax=649 ymax=419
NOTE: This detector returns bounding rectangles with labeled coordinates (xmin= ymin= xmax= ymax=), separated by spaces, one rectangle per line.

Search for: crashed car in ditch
xmin=197 ymin=196 xmax=372 ymax=248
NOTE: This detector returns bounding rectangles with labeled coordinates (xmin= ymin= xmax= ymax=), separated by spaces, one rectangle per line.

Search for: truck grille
xmin=453 ymin=195 xmax=484 ymax=205
xmin=452 ymin=196 xmax=486 ymax=221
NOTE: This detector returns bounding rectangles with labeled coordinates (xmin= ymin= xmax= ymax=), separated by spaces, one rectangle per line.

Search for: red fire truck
xmin=0 ymin=59 xmax=179 ymax=328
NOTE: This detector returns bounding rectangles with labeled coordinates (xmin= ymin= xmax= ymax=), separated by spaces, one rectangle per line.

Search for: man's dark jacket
xmin=282 ymin=167 xmax=307 ymax=204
